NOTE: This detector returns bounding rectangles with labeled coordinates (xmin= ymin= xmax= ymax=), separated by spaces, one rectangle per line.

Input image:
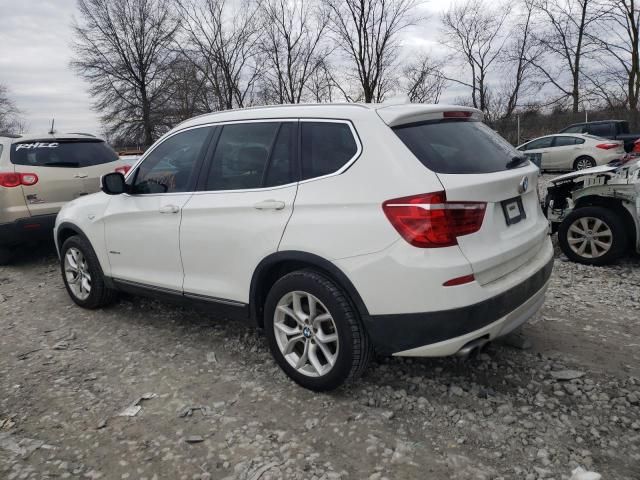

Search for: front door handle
xmin=254 ymin=200 xmax=285 ymax=210
xmin=74 ymin=173 xmax=88 ymax=178
xmin=159 ymin=205 xmax=180 ymax=214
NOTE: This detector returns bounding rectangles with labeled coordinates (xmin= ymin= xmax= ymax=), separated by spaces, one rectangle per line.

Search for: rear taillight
xmin=596 ymin=143 xmax=620 ymax=150
xmin=0 ymin=172 xmax=39 ymax=188
xmin=115 ymin=165 xmax=132 ymax=175
xmin=382 ymin=192 xmax=486 ymax=248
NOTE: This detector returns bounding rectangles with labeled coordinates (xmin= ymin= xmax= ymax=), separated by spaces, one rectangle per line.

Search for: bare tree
xmin=440 ymin=0 xmax=511 ymax=115
xmin=499 ymin=0 xmax=542 ymax=118
xmin=587 ymin=0 xmax=640 ymax=110
xmin=530 ymin=0 xmax=603 ymax=113
xmin=326 ymin=0 xmax=418 ymax=103
xmin=258 ymin=0 xmax=331 ymax=104
xmin=161 ymin=58 xmax=211 ymax=127
xmin=72 ymin=0 xmax=180 ymax=146
xmin=176 ymin=0 xmax=262 ymax=110
xmin=402 ymin=54 xmax=446 ymax=103
xmin=0 ymin=84 xmax=24 ymax=134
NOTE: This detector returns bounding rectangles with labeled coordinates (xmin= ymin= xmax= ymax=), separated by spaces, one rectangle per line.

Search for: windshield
xmin=393 ymin=119 xmax=525 ymax=174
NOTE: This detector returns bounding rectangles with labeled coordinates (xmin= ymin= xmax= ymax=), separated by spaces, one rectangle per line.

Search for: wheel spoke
xmin=277 ymin=305 xmax=301 ymax=325
xmin=577 ymin=240 xmax=588 ymax=255
xmin=312 ymin=313 xmax=331 ymax=328
xmin=294 ymin=340 xmax=309 ymax=369
xmin=308 ymin=344 xmax=324 ymax=375
xmin=590 ymin=240 xmax=599 ymax=256
xmin=594 ymin=239 xmax=611 ymax=250
xmin=81 ymin=277 xmax=91 ymax=294
xmin=568 ymin=237 xmax=584 ymax=245
xmin=292 ymin=292 xmax=307 ymax=323
xmin=283 ymin=334 xmax=304 ymax=354
xmin=579 ymin=218 xmax=590 ymax=232
xmin=274 ymin=321 xmax=301 ymax=336
xmin=316 ymin=341 xmax=336 ymax=367
xmin=307 ymin=294 xmax=317 ymax=320
xmin=316 ymin=329 xmax=338 ymax=344
xmin=569 ymin=225 xmax=585 ymax=235
xmin=593 ymin=230 xmax=611 ymax=238
xmin=592 ymin=219 xmax=603 ymax=232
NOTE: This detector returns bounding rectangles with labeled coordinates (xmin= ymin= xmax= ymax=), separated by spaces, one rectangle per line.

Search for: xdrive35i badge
xmin=518 ymin=176 xmax=529 ymax=194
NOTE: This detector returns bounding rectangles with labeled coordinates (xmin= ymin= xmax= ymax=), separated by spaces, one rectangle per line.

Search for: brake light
xmin=115 ymin=165 xmax=132 ymax=175
xmin=443 ymin=111 xmax=472 ymax=119
xmin=0 ymin=172 xmax=39 ymax=187
xmin=596 ymin=143 xmax=619 ymax=150
xmin=382 ymin=192 xmax=486 ymax=248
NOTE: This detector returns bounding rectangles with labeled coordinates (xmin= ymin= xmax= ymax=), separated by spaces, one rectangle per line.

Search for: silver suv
xmin=0 ymin=133 xmax=126 ymax=264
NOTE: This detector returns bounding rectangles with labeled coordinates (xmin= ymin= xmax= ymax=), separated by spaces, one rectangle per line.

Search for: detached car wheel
xmin=558 ymin=207 xmax=628 ymax=265
xmin=264 ymin=270 xmax=372 ymax=391
xmin=60 ymin=235 xmax=117 ymax=308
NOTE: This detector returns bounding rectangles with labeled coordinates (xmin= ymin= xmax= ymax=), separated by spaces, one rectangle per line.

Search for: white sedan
xmin=517 ymin=133 xmax=624 ymax=171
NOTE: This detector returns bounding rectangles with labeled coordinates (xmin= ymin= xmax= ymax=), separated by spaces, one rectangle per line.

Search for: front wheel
xmin=60 ymin=235 xmax=117 ymax=308
xmin=558 ymin=207 xmax=628 ymax=265
xmin=264 ymin=270 xmax=371 ymax=391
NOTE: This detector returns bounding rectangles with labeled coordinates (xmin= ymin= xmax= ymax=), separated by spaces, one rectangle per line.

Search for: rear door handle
xmin=74 ymin=173 xmax=88 ymax=178
xmin=254 ymin=200 xmax=285 ymax=210
xmin=159 ymin=205 xmax=180 ymax=214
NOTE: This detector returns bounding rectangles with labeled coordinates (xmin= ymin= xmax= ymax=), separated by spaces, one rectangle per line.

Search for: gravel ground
xmin=1 ymin=177 xmax=639 ymax=480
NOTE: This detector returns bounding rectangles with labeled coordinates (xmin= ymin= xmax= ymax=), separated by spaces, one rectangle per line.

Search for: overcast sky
xmin=0 ymin=0 xmax=451 ymax=137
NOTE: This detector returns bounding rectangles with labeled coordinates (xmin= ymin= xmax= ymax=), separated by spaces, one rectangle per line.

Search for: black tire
xmin=0 ymin=247 xmax=13 ymax=266
xmin=264 ymin=270 xmax=372 ymax=391
xmin=60 ymin=235 xmax=117 ymax=308
xmin=558 ymin=206 xmax=628 ymax=266
xmin=574 ymin=156 xmax=596 ymax=170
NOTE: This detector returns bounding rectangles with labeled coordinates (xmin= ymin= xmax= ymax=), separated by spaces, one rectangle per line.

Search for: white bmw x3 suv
xmin=54 ymin=104 xmax=553 ymax=391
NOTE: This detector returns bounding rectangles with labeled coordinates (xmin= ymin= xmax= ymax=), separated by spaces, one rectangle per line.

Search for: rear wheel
xmin=558 ymin=206 xmax=628 ymax=265
xmin=264 ymin=270 xmax=371 ymax=391
xmin=60 ymin=235 xmax=117 ymax=308
xmin=574 ymin=156 xmax=596 ymax=170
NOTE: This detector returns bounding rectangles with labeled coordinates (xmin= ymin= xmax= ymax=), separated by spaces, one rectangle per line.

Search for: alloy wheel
xmin=64 ymin=247 xmax=92 ymax=300
xmin=273 ymin=291 xmax=339 ymax=377
xmin=576 ymin=158 xmax=593 ymax=170
xmin=567 ymin=217 xmax=613 ymax=259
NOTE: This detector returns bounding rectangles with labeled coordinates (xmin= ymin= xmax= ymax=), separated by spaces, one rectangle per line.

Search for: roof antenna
xmin=48 ymin=118 xmax=55 ymax=135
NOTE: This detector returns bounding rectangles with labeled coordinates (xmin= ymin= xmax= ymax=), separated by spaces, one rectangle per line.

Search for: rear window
xmin=10 ymin=140 xmax=118 ymax=168
xmin=393 ymin=119 xmax=524 ymax=174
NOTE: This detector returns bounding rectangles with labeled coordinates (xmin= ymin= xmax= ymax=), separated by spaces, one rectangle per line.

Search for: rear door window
xmin=553 ymin=136 xmax=578 ymax=147
xmin=301 ymin=121 xmax=358 ymax=180
xmin=205 ymin=122 xmax=295 ymax=191
xmin=393 ymin=120 xmax=524 ymax=174
xmin=10 ymin=140 xmax=118 ymax=167
xmin=522 ymin=137 xmax=554 ymax=150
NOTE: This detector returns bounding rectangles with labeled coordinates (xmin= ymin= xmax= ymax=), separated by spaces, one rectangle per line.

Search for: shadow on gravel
xmin=5 ymin=240 xmax=58 ymax=267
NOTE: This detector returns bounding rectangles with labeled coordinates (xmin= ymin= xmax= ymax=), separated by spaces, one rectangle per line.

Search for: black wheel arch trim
xmin=250 ymin=251 xmax=371 ymax=327
xmin=56 ymin=222 xmax=92 ymax=254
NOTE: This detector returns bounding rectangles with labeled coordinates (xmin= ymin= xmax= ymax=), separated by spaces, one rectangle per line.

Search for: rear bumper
xmin=363 ymin=256 xmax=553 ymax=356
xmin=0 ymin=214 xmax=57 ymax=247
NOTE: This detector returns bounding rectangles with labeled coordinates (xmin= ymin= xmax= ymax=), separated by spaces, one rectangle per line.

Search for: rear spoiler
xmin=375 ymin=104 xmax=483 ymax=127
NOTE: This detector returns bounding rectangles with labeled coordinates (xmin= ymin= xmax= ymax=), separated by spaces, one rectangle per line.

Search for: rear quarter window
xmin=393 ymin=119 xmax=524 ymax=174
xmin=10 ymin=140 xmax=118 ymax=167
xmin=301 ymin=122 xmax=359 ymax=180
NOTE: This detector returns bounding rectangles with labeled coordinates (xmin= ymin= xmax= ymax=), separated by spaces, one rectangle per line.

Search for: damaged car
xmin=545 ymin=158 xmax=640 ymax=265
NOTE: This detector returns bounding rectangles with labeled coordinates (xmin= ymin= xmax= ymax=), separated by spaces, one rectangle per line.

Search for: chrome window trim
xmin=127 ymin=117 xmax=362 ymax=196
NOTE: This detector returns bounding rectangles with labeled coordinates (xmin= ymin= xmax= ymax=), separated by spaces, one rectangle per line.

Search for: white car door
xmin=180 ymin=121 xmax=298 ymax=304
xmin=545 ymin=136 xmax=582 ymax=170
xmin=103 ymin=126 xmax=213 ymax=291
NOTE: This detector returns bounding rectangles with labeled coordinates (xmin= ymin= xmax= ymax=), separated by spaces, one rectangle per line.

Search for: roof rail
xmin=66 ymin=132 xmax=96 ymax=137
xmin=0 ymin=132 xmax=22 ymax=138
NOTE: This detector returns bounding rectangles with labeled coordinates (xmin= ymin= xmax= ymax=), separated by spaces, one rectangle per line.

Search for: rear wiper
xmin=506 ymin=156 xmax=528 ymax=169
xmin=44 ymin=161 xmax=80 ymax=167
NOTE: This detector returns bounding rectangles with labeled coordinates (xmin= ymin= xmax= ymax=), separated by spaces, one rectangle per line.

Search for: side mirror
xmin=101 ymin=172 xmax=126 ymax=195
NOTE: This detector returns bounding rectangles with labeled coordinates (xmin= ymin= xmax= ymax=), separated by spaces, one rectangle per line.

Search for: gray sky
xmin=0 ymin=0 xmax=452 ymax=137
